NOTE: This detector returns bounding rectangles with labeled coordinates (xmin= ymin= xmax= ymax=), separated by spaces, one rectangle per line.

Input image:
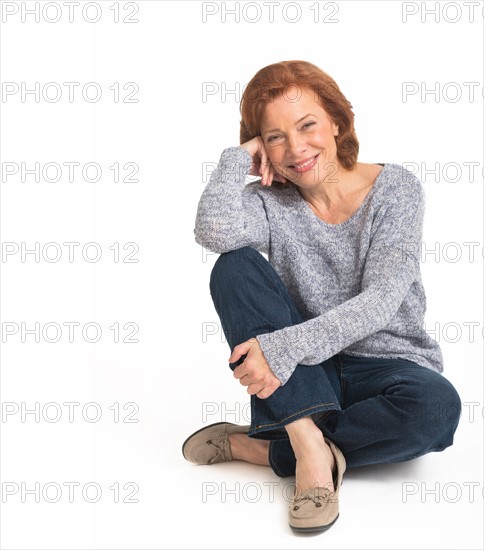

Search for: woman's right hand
xmin=240 ymin=136 xmax=287 ymax=187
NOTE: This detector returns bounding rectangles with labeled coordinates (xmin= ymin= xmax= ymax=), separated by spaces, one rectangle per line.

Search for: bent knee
xmin=209 ymin=246 xmax=262 ymax=291
xmin=399 ymin=373 xmax=462 ymax=449
xmin=422 ymin=374 xmax=462 ymax=428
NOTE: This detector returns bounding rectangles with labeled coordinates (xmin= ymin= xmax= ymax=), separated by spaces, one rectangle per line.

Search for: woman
xmin=182 ymin=60 xmax=462 ymax=534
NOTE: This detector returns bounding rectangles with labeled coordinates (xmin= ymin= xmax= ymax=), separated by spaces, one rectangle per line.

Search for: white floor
xmin=2 ymin=1 xmax=483 ymax=547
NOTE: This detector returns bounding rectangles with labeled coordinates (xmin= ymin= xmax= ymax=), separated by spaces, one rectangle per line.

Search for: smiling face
xmin=260 ymin=85 xmax=340 ymax=187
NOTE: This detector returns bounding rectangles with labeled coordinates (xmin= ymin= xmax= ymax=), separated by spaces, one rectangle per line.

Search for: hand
xmin=240 ymin=136 xmax=287 ymax=187
xmin=229 ymin=338 xmax=282 ymax=399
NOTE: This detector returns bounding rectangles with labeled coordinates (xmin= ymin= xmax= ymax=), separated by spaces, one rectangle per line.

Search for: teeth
xmin=292 ymin=155 xmax=316 ymax=169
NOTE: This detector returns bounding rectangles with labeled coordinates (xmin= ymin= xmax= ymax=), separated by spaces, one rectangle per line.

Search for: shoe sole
xmin=289 ymin=513 xmax=339 ymax=533
xmin=181 ymin=421 xmax=249 ymax=461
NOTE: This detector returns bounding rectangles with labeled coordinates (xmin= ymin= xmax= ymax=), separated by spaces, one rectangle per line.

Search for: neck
xmin=295 ymin=163 xmax=359 ymax=210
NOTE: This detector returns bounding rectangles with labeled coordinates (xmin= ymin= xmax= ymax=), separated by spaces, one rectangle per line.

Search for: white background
xmin=1 ymin=0 xmax=483 ymax=548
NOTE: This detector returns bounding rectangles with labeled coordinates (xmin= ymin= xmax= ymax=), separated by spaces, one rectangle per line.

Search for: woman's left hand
xmin=229 ymin=338 xmax=282 ymax=399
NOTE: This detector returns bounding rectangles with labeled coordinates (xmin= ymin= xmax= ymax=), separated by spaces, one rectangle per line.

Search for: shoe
xmin=182 ymin=421 xmax=250 ymax=465
xmin=288 ymin=437 xmax=346 ymax=533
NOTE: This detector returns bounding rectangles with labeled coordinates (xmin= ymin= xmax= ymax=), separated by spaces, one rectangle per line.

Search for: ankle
xmin=227 ymin=432 xmax=245 ymax=460
xmin=286 ymin=416 xmax=323 ymax=442
xmin=288 ymin=427 xmax=325 ymax=458
xmin=228 ymin=433 xmax=270 ymax=466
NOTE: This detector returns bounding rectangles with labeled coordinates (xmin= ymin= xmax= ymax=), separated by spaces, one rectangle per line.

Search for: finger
xmin=238 ymin=374 xmax=253 ymax=387
xmin=262 ymin=159 xmax=271 ymax=186
xmin=256 ymin=384 xmax=277 ymax=399
xmin=247 ymin=381 xmax=266 ymax=396
xmin=228 ymin=341 xmax=250 ymax=363
xmin=235 ymin=364 xmax=260 ymax=386
xmin=260 ymin=150 xmax=270 ymax=185
xmin=265 ymin=164 xmax=273 ymax=186
xmin=273 ymin=165 xmax=287 ymax=183
xmin=268 ymin=160 xmax=280 ymax=183
xmin=259 ymin=148 xmax=267 ymax=176
xmin=269 ymin=164 xmax=276 ymax=186
xmin=233 ymin=363 xmax=248 ymax=380
xmin=229 ymin=355 xmax=247 ymax=370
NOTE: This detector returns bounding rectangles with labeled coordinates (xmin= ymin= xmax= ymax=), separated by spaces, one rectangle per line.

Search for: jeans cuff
xmin=248 ymin=402 xmax=340 ymax=440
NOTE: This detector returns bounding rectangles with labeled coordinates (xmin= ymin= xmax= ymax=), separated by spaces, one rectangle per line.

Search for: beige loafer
xmin=182 ymin=421 xmax=250 ymax=465
xmin=288 ymin=437 xmax=346 ymax=533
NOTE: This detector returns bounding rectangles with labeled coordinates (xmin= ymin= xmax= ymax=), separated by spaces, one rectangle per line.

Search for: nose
xmin=285 ymin=132 xmax=308 ymax=164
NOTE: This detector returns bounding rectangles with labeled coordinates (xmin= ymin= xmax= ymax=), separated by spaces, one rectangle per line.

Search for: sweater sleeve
xmin=255 ymin=175 xmax=425 ymax=386
xmin=194 ymin=146 xmax=270 ymax=254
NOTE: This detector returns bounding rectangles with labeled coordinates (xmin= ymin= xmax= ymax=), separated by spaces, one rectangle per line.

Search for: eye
xmin=267 ymin=135 xmax=280 ymax=143
xmin=303 ymin=121 xmax=316 ymax=129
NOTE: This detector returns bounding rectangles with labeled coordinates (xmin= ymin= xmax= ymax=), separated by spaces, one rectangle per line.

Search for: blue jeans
xmin=209 ymin=246 xmax=462 ymax=478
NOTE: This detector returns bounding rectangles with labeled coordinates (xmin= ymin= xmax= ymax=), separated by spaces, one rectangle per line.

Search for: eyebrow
xmin=263 ymin=114 xmax=315 ymax=135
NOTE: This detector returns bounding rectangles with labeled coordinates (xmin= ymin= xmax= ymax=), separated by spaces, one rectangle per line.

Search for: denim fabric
xmin=209 ymin=246 xmax=461 ymax=478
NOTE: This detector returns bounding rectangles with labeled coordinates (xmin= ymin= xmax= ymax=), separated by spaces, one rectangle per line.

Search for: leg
xmin=209 ymin=246 xmax=342 ymax=441
xmin=229 ymin=413 xmax=338 ymax=492
xmin=209 ymin=246 xmax=344 ymax=486
xmin=269 ymin=354 xmax=462 ymax=476
xmin=328 ymin=355 xmax=462 ymax=467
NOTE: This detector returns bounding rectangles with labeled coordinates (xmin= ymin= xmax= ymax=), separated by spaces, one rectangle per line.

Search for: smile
xmin=288 ymin=154 xmax=319 ymax=173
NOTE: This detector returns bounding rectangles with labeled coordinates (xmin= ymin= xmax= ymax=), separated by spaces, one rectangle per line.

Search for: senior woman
xmin=182 ymin=60 xmax=461 ymax=533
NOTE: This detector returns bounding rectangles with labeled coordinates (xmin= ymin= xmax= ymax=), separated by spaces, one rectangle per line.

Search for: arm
xmin=255 ymin=176 xmax=426 ymax=386
xmin=194 ymin=146 xmax=270 ymax=254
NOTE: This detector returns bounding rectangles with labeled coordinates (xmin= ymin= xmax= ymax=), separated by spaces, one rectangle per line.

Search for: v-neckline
xmin=292 ymin=163 xmax=387 ymax=228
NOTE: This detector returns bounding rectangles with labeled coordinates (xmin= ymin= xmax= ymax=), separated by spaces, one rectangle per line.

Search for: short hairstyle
xmin=239 ymin=60 xmax=359 ymax=171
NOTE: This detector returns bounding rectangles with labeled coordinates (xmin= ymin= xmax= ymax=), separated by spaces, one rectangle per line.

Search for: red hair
xmin=239 ymin=60 xmax=359 ymax=171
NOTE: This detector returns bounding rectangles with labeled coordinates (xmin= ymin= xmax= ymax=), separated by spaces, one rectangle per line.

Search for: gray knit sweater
xmin=194 ymin=146 xmax=444 ymax=386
